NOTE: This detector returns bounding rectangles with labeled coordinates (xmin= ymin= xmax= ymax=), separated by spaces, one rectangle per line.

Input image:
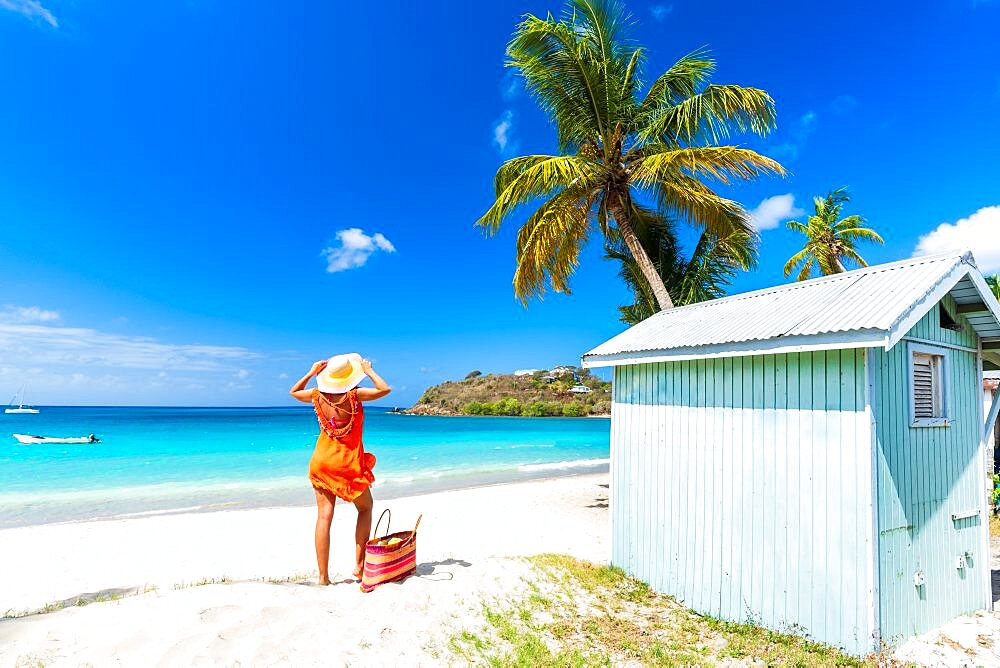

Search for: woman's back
xmin=314 ymin=390 xmax=355 ymax=426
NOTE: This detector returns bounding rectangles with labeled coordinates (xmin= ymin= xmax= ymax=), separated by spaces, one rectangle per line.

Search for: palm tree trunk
xmin=609 ymin=198 xmax=675 ymax=311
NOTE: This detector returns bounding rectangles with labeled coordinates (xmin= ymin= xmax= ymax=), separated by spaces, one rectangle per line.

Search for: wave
xmin=517 ymin=458 xmax=610 ymax=473
xmin=382 ymin=476 xmax=415 ymax=485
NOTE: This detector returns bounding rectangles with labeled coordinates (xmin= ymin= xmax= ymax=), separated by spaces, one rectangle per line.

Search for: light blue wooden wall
xmin=611 ymin=349 xmax=875 ymax=655
xmin=872 ymin=297 xmax=989 ymax=644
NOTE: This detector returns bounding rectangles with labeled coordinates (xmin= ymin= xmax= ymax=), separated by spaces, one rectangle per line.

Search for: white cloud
xmin=650 ymin=4 xmax=672 ymax=21
xmin=770 ymin=143 xmax=798 ymax=161
xmin=501 ymin=72 xmax=520 ymax=100
xmin=831 ymin=95 xmax=859 ymax=114
xmin=0 ymin=305 xmax=60 ymax=323
xmin=0 ymin=0 xmax=57 ymax=26
xmin=278 ymin=372 xmax=289 ymax=380
xmin=233 ymin=369 xmax=251 ymax=380
xmin=768 ymin=111 xmax=818 ymax=163
xmin=913 ymin=205 xmax=1000 ymax=272
xmin=493 ymin=110 xmax=513 ymax=153
xmin=748 ymin=193 xmax=804 ymax=231
xmin=321 ymin=228 xmax=396 ymax=273
xmin=0 ymin=322 xmax=261 ymax=371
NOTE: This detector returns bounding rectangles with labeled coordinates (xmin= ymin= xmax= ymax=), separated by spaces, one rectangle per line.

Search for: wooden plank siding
xmin=872 ymin=298 xmax=990 ymax=644
xmin=610 ymin=348 xmax=875 ymax=655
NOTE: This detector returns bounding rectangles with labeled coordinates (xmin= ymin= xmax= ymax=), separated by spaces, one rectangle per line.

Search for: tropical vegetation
xmin=606 ymin=217 xmax=757 ymax=325
xmin=986 ymin=275 xmax=1000 ymax=302
xmin=783 ymin=187 xmax=883 ymax=281
xmin=476 ymin=0 xmax=783 ymax=313
xmin=407 ymin=368 xmax=611 ymax=416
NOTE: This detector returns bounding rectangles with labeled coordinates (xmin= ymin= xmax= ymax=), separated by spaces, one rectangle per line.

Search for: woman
xmin=289 ymin=353 xmax=391 ymax=584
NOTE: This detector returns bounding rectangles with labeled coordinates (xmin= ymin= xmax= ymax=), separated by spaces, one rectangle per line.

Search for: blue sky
xmin=0 ymin=0 xmax=998 ymax=406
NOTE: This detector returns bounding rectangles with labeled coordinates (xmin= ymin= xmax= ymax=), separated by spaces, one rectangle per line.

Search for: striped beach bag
xmin=360 ymin=509 xmax=422 ymax=593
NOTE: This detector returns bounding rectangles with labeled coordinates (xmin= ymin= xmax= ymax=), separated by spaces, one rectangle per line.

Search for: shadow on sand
xmin=416 ymin=558 xmax=472 ymax=581
xmin=3 ymin=585 xmax=144 ymax=619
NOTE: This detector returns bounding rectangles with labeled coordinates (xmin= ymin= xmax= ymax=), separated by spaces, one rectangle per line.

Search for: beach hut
xmin=581 ymin=251 xmax=1000 ymax=655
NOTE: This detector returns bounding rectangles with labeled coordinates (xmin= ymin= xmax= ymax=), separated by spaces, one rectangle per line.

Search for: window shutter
xmin=913 ymin=354 xmax=935 ymax=418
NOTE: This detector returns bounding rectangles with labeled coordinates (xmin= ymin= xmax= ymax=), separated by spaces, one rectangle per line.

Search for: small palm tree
xmin=476 ymin=0 xmax=784 ymax=310
xmin=986 ymin=275 xmax=1000 ymax=301
xmin=605 ymin=215 xmax=757 ymax=324
xmin=783 ymin=188 xmax=883 ymax=281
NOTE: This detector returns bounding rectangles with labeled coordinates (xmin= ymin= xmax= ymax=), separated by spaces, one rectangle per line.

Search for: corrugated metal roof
xmin=583 ymin=251 xmax=1000 ymax=367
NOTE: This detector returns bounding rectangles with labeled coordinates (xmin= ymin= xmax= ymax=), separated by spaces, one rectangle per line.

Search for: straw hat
xmin=316 ymin=353 xmax=365 ymax=394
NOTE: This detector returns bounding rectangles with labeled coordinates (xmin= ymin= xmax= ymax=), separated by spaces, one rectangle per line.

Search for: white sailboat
xmin=6 ymin=386 xmax=40 ymax=414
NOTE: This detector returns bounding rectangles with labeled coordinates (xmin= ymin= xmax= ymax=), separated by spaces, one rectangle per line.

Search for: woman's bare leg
xmin=313 ymin=487 xmax=336 ymax=585
xmin=352 ymin=488 xmax=374 ymax=579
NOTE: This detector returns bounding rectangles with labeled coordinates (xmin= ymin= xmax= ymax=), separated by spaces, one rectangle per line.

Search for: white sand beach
xmin=3 ymin=474 xmax=999 ymax=667
xmin=0 ymin=475 xmax=609 ymax=666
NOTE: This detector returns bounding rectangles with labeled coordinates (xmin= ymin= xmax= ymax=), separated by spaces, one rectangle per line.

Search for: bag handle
xmin=373 ymin=508 xmax=391 ymax=539
xmin=401 ymin=514 xmax=422 ymax=547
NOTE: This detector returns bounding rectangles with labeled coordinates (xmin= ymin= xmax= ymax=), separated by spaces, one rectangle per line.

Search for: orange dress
xmin=309 ymin=388 xmax=376 ymax=502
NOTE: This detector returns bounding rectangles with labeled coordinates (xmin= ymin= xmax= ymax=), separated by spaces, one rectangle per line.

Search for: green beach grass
xmin=449 ymin=555 xmax=877 ymax=667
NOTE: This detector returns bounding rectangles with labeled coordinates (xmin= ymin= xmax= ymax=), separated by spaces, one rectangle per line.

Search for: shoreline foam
xmin=1 ymin=460 xmax=611 ymax=530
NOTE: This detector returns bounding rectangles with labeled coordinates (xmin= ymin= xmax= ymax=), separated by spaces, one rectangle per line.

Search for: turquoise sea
xmin=0 ymin=406 xmax=610 ymax=529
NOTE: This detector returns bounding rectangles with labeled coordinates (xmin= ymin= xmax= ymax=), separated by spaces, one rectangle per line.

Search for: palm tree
xmin=783 ymin=188 xmax=883 ymax=281
xmin=987 ymin=275 xmax=1000 ymax=301
xmin=476 ymin=0 xmax=784 ymax=310
xmin=605 ymin=216 xmax=757 ymax=324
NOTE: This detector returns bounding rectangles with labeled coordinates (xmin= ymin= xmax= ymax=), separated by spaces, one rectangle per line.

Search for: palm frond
xmin=605 ymin=204 xmax=756 ymax=323
xmin=832 ymin=214 xmax=865 ymax=231
xmin=639 ymin=47 xmax=715 ymax=111
xmin=785 ymin=220 xmax=808 ymax=235
xmin=637 ymin=84 xmax=777 ymax=145
xmin=797 ymin=257 xmax=815 ymax=282
xmin=508 ymin=12 xmax=616 ymax=149
xmin=783 ymin=247 xmax=811 ymax=278
xmin=632 ymin=146 xmax=785 ymax=187
xmin=512 ymin=188 xmax=596 ymax=302
xmin=651 ymin=177 xmax=753 ymax=238
xmin=477 ymin=155 xmax=601 ymax=233
xmin=840 ymin=247 xmax=869 ymax=268
xmin=836 ymin=227 xmax=884 ymax=244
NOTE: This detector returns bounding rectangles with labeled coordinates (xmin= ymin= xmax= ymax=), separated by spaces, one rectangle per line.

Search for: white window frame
xmin=908 ymin=342 xmax=951 ymax=428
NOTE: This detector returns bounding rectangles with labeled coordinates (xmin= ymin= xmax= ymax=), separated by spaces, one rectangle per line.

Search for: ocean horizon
xmin=0 ymin=405 xmax=610 ymax=529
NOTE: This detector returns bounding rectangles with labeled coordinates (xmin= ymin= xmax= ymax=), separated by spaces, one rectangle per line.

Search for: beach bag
xmin=360 ymin=509 xmax=422 ymax=593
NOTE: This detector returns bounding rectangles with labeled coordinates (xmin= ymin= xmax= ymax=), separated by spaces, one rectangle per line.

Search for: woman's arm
xmin=356 ymin=358 xmax=391 ymax=402
xmin=289 ymin=360 xmax=326 ymax=403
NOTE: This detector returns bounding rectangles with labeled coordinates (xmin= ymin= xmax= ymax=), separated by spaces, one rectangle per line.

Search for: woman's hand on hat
xmin=309 ymin=360 xmax=327 ymax=376
xmin=360 ymin=358 xmax=373 ymax=374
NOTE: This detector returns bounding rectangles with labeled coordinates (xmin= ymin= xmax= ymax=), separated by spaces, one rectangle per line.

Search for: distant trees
xmin=465 ymin=370 xmax=483 ymax=379
xmin=462 ymin=399 xmax=595 ymax=417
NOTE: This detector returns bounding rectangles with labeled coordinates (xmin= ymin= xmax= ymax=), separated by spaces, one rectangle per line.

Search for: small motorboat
xmin=13 ymin=433 xmax=100 ymax=445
